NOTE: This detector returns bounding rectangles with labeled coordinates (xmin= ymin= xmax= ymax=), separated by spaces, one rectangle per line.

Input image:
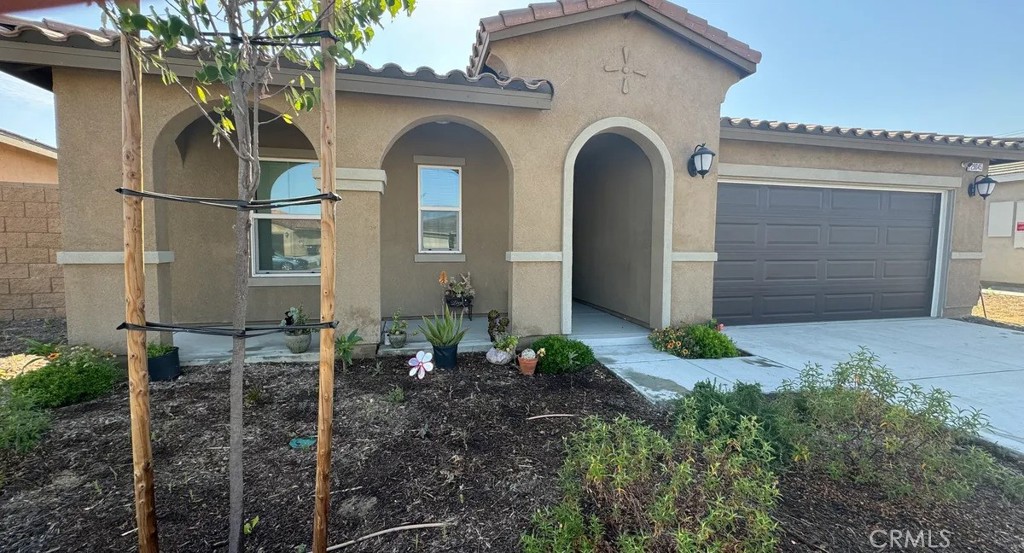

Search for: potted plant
xmin=387 ymin=310 xmax=408 ymax=348
xmin=418 ymin=305 xmax=468 ymax=370
xmin=147 ymin=343 xmax=181 ymax=381
xmin=439 ymin=271 xmax=475 ymax=320
xmin=487 ymin=334 xmax=518 ymax=365
xmin=281 ymin=305 xmax=312 ymax=353
xmin=517 ymin=347 xmax=545 ymax=376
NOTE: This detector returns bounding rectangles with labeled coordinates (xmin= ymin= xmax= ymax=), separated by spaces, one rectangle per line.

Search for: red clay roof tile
xmin=469 ymin=0 xmax=762 ymax=76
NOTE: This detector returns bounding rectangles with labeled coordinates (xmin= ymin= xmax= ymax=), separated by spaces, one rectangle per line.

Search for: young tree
xmin=102 ymin=1 xmax=414 ymax=551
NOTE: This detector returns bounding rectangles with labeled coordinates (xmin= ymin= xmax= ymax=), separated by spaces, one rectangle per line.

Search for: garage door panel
xmin=716 ymin=222 xmax=759 ymax=245
xmin=831 ymin=189 xmax=883 ymax=211
xmin=828 ymin=225 xmax=880 ymax=245
xmin=765 ymin=224 xmax=821 ymax=245
xmin=767 ymin=187 xmax=826 ymax=209
xmin=714 ymin=183 xmax=939 ymax=325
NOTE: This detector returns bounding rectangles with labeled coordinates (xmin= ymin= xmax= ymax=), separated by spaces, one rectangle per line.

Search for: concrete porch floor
xmin=597 ymin=318 xmax=1024 ymax=454
xmin=176 ymin=301 xmax=653 ymax=363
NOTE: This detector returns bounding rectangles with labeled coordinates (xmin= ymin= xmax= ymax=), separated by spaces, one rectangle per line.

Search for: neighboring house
xmin=0 ymin=128 xmax=63 ymax=320
xmin=982 ymin=161 xmax=1024 ymax=286
xmin=1 ymin=0 xmax=1023 ymax=353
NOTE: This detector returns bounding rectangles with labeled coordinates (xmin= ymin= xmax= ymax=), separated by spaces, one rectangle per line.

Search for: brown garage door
xmin=713 ymin=184 xmax=940 ymax=325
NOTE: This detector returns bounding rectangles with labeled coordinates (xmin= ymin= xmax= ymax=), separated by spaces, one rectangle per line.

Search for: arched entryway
xmin=562 ymin=117 xmax=674 ymax=334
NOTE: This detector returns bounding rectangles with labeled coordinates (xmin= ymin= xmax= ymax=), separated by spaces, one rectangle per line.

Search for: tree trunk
xmin=227 ymin=206 xmax=249 ymax=553
xmin=227 ymin=83 xmax=254 ymax=552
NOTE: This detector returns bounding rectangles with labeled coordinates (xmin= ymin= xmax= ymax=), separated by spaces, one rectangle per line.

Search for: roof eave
xmin=721 ymin=125 xmax=1024 ymax=162
xmin=0 ymin=29 xmax=553 ymax=110
xmin=0 ymin=131 xmax=57 ymax=158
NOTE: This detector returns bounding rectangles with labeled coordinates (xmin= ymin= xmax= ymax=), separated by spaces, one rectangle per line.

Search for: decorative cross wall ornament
xmin=604 ymin=46 xmax=647 ymax=94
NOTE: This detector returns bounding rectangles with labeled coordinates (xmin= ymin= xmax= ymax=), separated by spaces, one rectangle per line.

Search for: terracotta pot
xmin=518 ymin=356 xmax=537 ymax=376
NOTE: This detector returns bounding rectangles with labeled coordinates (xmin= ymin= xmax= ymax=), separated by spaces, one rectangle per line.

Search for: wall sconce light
xmin=968 ymin=175 xmax=997 ymax=199
xmin=687 ymin=143 xmax=716 ymax=178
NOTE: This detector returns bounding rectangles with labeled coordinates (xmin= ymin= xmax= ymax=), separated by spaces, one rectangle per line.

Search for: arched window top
xmin=257 ymin=160 xmax=320 ymax=215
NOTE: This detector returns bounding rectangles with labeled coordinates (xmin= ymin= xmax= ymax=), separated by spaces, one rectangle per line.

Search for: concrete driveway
xmin=593 ymin=318 xmax=1024 ymax=453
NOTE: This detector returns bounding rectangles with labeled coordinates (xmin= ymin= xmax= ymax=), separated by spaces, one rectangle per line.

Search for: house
xmin=1 ymin=0 xmax=1022 ymax=354
xmin=0 ymin=128 xmax=62 ymax=321
xmin=982 ymin=161 xmax=1024 ymax=286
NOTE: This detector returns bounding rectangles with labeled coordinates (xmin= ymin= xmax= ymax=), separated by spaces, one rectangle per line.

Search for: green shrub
xmin=684 ymin=380 xmax=798 ymax=468
xmin=522 ymin=411 xmax=779 ymax=552
xmin=0 ymin=382 xmax=50 ymax=453
xmin=146 ymin=343 xmax=175 ymax=358
xmin=777 ymin=348 xmax=1002 ymax=502
xmin=649 ymin=320 xmax=739 ymax=359
xmin=9 ymin=345 xmax=121 ymax=408
xmin=531 ymin=335 xmax=596 ymax=375
xmin=23 ymin=339 xmax=61 ymax=357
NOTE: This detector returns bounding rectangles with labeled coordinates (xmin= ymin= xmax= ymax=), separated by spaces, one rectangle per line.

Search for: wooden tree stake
xmin=312 ymin=14 xmax=338 ymax=553
xmin=120 ymin=6 xmax=159 ymax=552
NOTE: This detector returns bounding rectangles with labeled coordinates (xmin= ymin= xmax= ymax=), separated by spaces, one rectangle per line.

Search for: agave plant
xmin=418 ymin=306 xmax=468 ymax=347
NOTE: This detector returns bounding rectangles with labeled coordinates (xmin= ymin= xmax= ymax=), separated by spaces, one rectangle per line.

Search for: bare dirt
xmin=972 ymin=290 xmax=1024 ymax=328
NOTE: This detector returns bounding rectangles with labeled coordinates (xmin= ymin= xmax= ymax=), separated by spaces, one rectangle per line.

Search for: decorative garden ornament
xmin=408 ymin=350 xmax=434 ymax=379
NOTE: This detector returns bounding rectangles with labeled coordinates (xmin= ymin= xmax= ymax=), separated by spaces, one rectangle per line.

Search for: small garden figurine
xmin=487 ymin=310 xmax=511 ymax=342
xmin=388 ymin=310 xmax=408 ymax=348
xmin=281 ymin=306 xmax=312 ymax=353
xmin=518 ymin=347 xmax=545 ymax=376
xmin=440 ymin=271 xmax=475 ymax=320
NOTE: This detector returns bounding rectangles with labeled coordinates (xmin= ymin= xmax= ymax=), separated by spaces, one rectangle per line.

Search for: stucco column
xmin=944 ymin=161 xmax=988 ymax=317
xmin=506 ymin=145 xmax=562 ymax=337
xmin=54 ymin=68 xmax=171 ymax=352
xmin=334 ymin=170 xmax=386 ymax=355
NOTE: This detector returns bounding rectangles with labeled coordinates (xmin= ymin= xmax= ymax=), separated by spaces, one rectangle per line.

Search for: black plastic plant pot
xmin=433 ymin=344 xmax=458 ymax=370
xmin=148 ymin=347 xmax=182 ymax=382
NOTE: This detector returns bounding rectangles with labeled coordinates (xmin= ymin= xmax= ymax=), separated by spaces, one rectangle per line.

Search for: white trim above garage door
xmin=719 ymin=163 xmax=962 ymax=190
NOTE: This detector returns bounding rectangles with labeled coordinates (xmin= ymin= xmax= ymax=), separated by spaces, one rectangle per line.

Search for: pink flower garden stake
xmin=408 ymin=350 xmax=434 ymax=380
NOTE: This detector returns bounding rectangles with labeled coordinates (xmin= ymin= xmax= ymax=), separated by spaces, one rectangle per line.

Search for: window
xmin=251 ymin=160 xmax=321 ymax=275
xmin=418 ymin=165 xmax=462 ymax=252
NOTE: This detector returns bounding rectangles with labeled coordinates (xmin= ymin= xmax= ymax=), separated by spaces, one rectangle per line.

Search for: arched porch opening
xmin=562 ymin=117 xmax=674 ymax=334
xmin=379 ymin=118 xmax=512 ymax=320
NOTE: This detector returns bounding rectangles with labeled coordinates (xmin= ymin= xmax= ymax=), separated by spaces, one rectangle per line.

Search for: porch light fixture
xmin=968 ymin=175 xmax=997 ymax=199
xmin=688 ymin=143 xmax=716 ymax=178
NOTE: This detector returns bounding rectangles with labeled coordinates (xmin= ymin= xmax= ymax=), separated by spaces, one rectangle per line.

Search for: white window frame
xmin=250 ymin=157 xmax=321 ymax=278
xmin=417 ymin=164 xmax=463 ymax=254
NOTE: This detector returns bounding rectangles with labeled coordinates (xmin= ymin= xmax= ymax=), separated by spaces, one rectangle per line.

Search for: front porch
xmin=175 ymin=302 xmax=650 ymax=366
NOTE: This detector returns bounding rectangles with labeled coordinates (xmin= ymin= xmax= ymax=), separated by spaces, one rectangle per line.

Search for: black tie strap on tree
xmin=115 ymin=188 xmax=341 ymax=211
xmin=117 ymin=320 xmax=338 ymax=338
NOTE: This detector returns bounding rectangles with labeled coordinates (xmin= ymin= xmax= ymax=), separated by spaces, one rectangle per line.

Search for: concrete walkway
xmin=595 ymin=318 xmax=1024 ymax=454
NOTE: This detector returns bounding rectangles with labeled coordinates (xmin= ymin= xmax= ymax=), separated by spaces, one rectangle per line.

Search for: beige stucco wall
xmin=572 ymin=133 xmax=653 ymax=324
xmin=49 ymin=9 xmax=997 ymax=352
xmin=981 ymin=179 xmax=1024 ymax=286
xmin=719 ymin=139 xmax=986 ymax=318
xmin=380 ymin=122 xmax=510 ymax=318
xmin=0 ymin=142 xmax=57 ymax=185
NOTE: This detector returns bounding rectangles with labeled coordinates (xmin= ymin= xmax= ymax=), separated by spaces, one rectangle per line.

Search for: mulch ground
xmin=0 ymin=317 xmax=66 ymax=357
xmin=2 ymin=341 xmax=1023 ymax=551
xmin=0 ymin=354 xmax=663 ymax=552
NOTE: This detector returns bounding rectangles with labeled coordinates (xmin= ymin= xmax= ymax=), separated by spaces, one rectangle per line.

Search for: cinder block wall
xmin=0 ymin=182 xmax=64 ymax=320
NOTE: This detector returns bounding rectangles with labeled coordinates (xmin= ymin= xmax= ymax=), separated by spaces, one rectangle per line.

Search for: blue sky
xmin=3 ymin=0 xmax=1023 ymax=147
